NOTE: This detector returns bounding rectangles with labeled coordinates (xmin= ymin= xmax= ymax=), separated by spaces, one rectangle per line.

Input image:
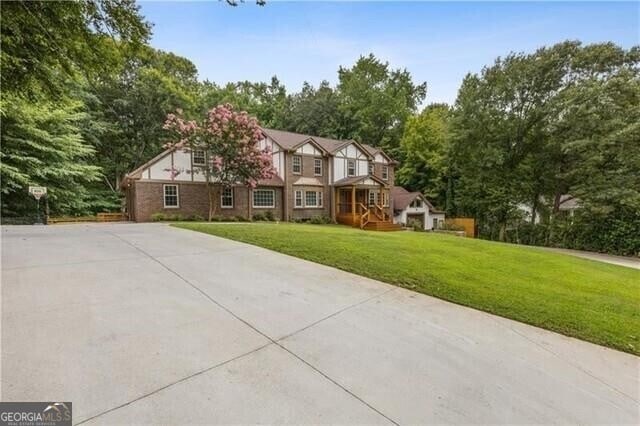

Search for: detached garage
xmin=391 ymin=187 xmax=445 ymax=231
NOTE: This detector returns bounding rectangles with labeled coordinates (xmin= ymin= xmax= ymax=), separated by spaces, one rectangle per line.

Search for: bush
xmin=309 ymin=215 xmax=332 ymax=225
xmin=441 ymin=222 xmax=465 ymax=231
xmin=407 ymin=218 xmax=423 ymax=231
xmin=235 ymin=215 xmax=249 ymax=222
xmin=151 ymin=213 xmax=165 ymax=222
xmin=252 ymin=213 xmax=265 ymax=221
xmin=264 ymin=211 xmax=275 ymax=221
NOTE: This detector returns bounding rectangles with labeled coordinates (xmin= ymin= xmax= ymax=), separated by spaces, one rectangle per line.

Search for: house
xmin=518 ymin=194 xmax=581 ymax=224
xmin=122 ymin=128 xmax=402 ymax=230
xmin=391 ymin=187 xmax=445 ymax=230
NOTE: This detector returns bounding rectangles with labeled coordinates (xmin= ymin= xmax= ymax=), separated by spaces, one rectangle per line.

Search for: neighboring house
xmin=122 ymin=128 xmax=402 ymax=230
xmin=391 ymin=187 xmax=445 ymax=230
xmin=518 ymin=194 xmax=581 ymax=224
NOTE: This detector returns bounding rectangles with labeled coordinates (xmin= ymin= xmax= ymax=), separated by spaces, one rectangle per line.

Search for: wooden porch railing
xmin=373 ymin=204 xmax=387 ymax=222
xmin=358 ymin=203 xmax=370 ymax=229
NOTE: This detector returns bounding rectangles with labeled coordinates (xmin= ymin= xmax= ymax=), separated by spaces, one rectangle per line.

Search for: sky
xmin=139 ymin=1 xmax=639 ymax=106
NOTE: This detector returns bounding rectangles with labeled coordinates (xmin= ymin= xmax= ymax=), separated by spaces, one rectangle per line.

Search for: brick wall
xmin=251 ymin=186 xmax=284 ymax=220
xmin=129 ymin=180 xmax=286 ymax=222
xmin=132 ymin=181 xmax=209 ymax=222
xmin=285 ymin=153 xmax=331 ymax=220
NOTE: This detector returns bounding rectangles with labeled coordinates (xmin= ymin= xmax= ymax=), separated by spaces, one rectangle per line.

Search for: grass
xmin=173 ymin=223 xmax=640 ymax=355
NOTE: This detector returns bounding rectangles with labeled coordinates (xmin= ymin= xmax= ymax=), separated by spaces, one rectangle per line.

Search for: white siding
xmin=333 ymin=158 xmax=345 ymax=182
xmin=172 ymin=149 xmax=193 ymax=181
xmin=296 ymin=142 xmax=322 ymax=156
xmin=374 ymin=153 xmax=388 ymax=164
xmin=333 ymin=143 xmax=370 ymax=182
xmin=147 ymin=154 xmax=173 ymax=180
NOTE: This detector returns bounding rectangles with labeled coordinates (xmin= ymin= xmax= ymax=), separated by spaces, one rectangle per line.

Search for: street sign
xmin=29 ymin=186 xmax=47 ymax=200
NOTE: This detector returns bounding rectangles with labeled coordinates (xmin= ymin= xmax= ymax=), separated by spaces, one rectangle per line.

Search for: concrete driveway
xmin=2 ymin=223 xmax=638 ymax=425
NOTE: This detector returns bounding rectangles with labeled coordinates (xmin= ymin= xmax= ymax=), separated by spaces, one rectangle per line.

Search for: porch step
xmin=363 ymin=221 xmax=403 ymax=232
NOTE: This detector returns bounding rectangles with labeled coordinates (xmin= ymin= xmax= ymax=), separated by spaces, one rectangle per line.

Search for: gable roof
xmin=391 ymin=186 xmax=441 ymax=212
xmin=334 ymin=175 xmax=388 ymax=187
xmin=260 ymin=128 xmax=387 ymax=161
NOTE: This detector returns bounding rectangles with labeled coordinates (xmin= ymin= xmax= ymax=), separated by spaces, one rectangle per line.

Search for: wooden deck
xmin=336 ymin=213 xmax=403 ymax=232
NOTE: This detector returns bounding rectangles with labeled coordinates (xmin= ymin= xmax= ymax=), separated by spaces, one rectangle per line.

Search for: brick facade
xmin=130 ymin=181 xmax=284 ymax=222
xmin=285 ymin=153 xmax=331 ymax=221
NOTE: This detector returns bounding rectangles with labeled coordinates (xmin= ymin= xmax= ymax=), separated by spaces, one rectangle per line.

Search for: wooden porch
xmin=335 ymin=185 xmax=402 ymax=231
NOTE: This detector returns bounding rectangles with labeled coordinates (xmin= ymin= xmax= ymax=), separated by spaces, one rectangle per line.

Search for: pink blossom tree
xmin=163 ymin=104 xmax=275 ymax=220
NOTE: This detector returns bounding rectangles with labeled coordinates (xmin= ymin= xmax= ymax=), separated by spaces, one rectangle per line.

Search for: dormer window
xmin=193 ymin=150 xmax=206 ymax=166
xmin=382 ymin=165 xmax=389 ymax=181
xmin=347 ymin=160 xmax=356 ymax=177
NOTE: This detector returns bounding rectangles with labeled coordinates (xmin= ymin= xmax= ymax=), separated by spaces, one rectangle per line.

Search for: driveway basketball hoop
xmin=29 ymin=186 xmax=47 ymax=200
xmin=28 ymin=186 xmax=47 ymax=224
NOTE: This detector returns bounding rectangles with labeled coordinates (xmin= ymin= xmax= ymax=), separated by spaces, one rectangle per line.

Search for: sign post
xmin=29 ymin=186 xmax=47 ymax=225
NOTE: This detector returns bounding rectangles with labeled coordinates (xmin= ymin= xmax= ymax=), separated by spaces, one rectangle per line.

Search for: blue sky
xmin=140 ymin=1 xmax=639 ymax=105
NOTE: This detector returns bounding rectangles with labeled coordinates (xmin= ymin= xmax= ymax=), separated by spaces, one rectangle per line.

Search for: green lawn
xmin=174 ymin=223 xmax=640 ymax=355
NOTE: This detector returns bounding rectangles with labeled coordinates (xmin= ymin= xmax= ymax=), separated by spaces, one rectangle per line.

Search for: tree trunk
xmin=207 ymin=182 xmax=214 ymax=221
xmin=498 ymin=222 xmax=506 ymax=242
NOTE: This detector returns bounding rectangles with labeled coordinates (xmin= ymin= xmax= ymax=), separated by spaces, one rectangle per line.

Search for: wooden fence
xmin=48 ymin=212 xmax=126 ymax=224
xmin=445 ymin=217 xmax=477 ymax=238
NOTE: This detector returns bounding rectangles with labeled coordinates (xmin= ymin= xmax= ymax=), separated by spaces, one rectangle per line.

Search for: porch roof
xmin=334 ymin=175 xmax=388 ymax=187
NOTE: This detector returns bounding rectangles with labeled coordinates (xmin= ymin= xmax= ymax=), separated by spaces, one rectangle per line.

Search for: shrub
xmin=264 ymin=211 xmax=275 ymax=221
xmin=441 ymin=222 xmax=465 ymax=231
xmin=235 ymin=215 xmax=249 ymax=222
xmin=252 ymin=213 xmax=265 ymax=221
xmin=407 ymin=218 xmax=423 ymax=231
xmin=151 ymin=213 xmax=165 ymax=222
xmin=309 ymin=215 xmax=332 ymax=225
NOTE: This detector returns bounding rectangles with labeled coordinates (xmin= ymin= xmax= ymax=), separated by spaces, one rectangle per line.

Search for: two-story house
xmin=122 ymin=128 xmax=402 ymax=230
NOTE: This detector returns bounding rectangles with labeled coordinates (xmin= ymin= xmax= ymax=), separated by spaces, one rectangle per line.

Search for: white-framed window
xmin=193 ymin=150 xmax=206 ymax=166
xmin=253 ymin=189 xmax=275 ymax=208
xmin=369 ymin=190 xmax=379 ymax=206
xmin=433 ymin=218 xmax=439 ymax=229
xmin=294 ymin=190 xmax=303 ymax=208
xmin=314 ymin=158 xmax=322 ymax=176
xmin=304 ymin=190 xmax=323 ymax=208
xmin=368 ymin=162 xmax=374 ymax=175
xmin=292 ymin=155 xmax=302 ymax=174
xmin=163 ymin=184 xmax=179 ymax=208
xmin=382 ymin=165 xmax=389 ymax=180
xmin=382 ymin=191 xmax=389 ymax=207
xmin=347 ymin=159 xmax=356 ymax=177
xmin=221 ymin=187 xmax=233 ymax=208
xmin=410 ymin=199 xmax=423 ymax=208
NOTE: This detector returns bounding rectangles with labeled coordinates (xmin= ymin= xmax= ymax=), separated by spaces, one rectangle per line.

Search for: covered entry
xmin=334 ymin=175 xmax=391 ymax=229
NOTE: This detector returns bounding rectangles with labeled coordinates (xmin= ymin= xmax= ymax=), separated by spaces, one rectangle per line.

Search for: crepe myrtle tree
xmin=163 ymin=104 xmax=276 ymax=220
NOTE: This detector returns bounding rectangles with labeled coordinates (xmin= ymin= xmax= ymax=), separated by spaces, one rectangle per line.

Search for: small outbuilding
xmin=391 ymin=187 xmax=445 ymax=230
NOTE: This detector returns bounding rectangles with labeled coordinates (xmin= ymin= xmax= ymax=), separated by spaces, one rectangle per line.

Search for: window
xmin=433 ymin=218 xmax=439 ymax=229
xmin=382 ymin=192 xmax=389 ymax=207
xmin=410 ymin=199 xmax=423 ymax=208
xmin=314 ymin=158 xmax=322 ymax=176
xmin=221 ymin=187 xmax=233 ymax=208
xmin=294 ymin=190 xmax=303 ymax=208
xmin=193 ymin=150 xmax=206 ymax=166
xmin=253 ymin=189 xmax=275 ymax=208
xmin=347 ymin=160 xmax=356 ymax=177
xmin=292 ymin=155 xmax=302 ymax=174
xmin=305 ymin=190 xmax=323 ymax=208
xmin=163 ymin=184 xmax=179 ymax=208
xmin=368 ymin=162 xmax=374 ymax=175
xmin=368 ymin=190 xmax=376 ymax=206
xmin=382 ymin=166 xmax=389 ymax=181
